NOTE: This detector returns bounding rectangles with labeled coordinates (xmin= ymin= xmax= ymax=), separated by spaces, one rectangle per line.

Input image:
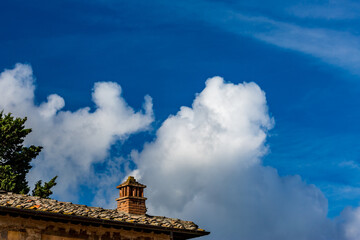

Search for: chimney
xmin=116 ymin=176 xmax=147 ymax=215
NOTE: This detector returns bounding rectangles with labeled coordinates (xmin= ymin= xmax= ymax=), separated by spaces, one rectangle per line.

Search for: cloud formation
xmin=0 ymin=63 xmax=154 ymax=201
xmin=220 ymin=7 xmax=360 ymax=76
xmin=289 ymin=0 xmax=360 ymax=20
xmin=156 ymin=0 xmax=360 ymax=75
xmin=131 ymin=77 xmax=339 ymax=239
xmin=2 ymin=64 xmax=360 ymax=239
xmin=132 ymin=77 xmax=273 ymax=209
xmin=339 ymin=206 xmax=360 ymax=240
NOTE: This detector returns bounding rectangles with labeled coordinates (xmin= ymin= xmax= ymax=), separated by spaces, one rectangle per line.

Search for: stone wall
xmin=0 ymin=215 xmax=171 ymax=240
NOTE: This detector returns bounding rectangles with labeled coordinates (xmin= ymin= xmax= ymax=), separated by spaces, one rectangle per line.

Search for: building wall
xmin=0 ymin=215 xmax=171 ymax=240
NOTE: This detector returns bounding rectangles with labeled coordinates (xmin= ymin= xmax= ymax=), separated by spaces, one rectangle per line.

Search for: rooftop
xmin=0 ymin=192 xmax=207 ymax=234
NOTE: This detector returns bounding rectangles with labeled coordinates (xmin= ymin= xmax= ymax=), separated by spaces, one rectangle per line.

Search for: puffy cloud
xmin=338 ymin=206 xmax=360 ymax=240
xmin=2 ymin=64 xmax=359 ymax=239
xmin=131 ymin=77 xmax=336 ymax=239
xmin=0 ymin=63 xmax=154 ymax=201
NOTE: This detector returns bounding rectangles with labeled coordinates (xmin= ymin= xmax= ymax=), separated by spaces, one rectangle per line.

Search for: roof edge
xmin=0 ymin=206 xmax=210 ymax=237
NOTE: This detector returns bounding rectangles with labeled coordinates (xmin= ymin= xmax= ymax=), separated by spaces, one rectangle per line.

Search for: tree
xmin=32 ymin=176 xmax=57 ymax=198
xmin=0 ymin=111 xmax=57 ymax=198
xmin=0 ymin=165 xmax=17 ymax=192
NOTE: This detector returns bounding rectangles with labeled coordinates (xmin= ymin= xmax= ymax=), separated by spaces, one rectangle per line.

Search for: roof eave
xmin=0 ymin=206 xmax=210 ymax=238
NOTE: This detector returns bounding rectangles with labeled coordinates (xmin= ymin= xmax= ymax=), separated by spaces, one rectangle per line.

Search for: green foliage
xmin=0 ymin=111 xmax=57 ymax=197
xmin=32 ymin=176 xmax=58 ymax=198
xmin=0 ymin=165 xmax=17 ymax=192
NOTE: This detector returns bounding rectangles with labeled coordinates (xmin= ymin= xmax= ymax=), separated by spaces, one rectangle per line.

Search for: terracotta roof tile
xmin=0 ymin=192 xmax=201 ymax=231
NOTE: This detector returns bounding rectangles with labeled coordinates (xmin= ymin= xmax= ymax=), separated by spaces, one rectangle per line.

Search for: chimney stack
xmin=116 ymin=176 xmax=147 ymax=215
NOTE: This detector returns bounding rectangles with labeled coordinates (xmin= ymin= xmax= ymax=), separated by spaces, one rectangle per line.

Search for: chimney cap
xmin=116 ymin=176 xmax=146 ymax=189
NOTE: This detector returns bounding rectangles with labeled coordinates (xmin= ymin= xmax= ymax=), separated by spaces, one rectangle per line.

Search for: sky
xmin=1 ymin=0 xmax=360 ymax=239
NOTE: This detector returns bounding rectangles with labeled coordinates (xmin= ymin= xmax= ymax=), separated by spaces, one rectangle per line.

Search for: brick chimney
xmin=116 ymin=176 xmax=147 ymax=215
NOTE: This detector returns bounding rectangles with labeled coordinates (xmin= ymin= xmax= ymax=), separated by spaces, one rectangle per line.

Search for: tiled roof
xmin=0 ymin=192 xmax=205 ymax=232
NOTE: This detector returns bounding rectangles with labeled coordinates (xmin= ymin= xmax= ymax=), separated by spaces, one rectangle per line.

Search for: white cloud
xmin=338 ymin=207 xmax=360 ymax=240
xmin=0 ymin=63 xmax=154 ymax=201
xmin=2 ymin=63 xmax=359 ymax=239
xmin=215 ymin=9 xmax=360 ymax=76
xmin=253 ymin=22 xmax=360 ymax=76
xmin=288 ymin=1 xmax=360 ymax=20
xmin=157 ymin=0 xmax=360 ymax=75
xmin=131 ymin=76 xmax=337 ymax=239
xmin=132 ymin=77 xmax=273 ymax=209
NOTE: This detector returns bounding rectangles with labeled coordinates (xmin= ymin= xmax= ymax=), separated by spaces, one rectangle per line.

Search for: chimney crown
xmin=117 ymin=176 xmax=146 ymax=189
xmin=116 ymin=176 xmax=147 ymax=215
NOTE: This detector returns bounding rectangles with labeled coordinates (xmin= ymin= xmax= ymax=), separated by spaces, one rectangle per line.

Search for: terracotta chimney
xmin=116 ymin=176 xmax=147 ymax=215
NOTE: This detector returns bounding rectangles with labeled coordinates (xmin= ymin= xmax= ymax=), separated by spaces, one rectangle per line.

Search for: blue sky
xmin=2 ymin=0 xmax=360 ymax=239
